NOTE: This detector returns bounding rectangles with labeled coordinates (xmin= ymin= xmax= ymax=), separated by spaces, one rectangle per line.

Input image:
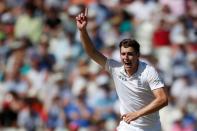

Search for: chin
xmin=124 ymin=65 xmax=132 ymax=69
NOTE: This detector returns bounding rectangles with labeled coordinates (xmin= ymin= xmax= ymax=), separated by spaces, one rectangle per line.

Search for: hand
xmin=122 ymin=111 xmax=140 ymax=124
xmin=76 ymin=8 xmax=88 ymax=31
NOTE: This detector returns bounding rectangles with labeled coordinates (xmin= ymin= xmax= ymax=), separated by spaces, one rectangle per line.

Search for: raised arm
xmin=76 ymin=8 xmax=107 ymax=68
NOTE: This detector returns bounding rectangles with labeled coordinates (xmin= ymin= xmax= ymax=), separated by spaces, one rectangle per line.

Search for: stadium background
xmin=0 ymin=0 xmax=197 ymax=130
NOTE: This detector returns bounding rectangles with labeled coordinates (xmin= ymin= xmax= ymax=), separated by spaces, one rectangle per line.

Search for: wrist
xmin=79 ymin=28 xmax=87 ymax=33
xmin=136 ymin=111 xmax=142 ymax=118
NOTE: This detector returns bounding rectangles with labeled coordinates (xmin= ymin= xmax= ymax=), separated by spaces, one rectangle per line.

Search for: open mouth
xmin=124 ymin=62 xmax=132 ymax=67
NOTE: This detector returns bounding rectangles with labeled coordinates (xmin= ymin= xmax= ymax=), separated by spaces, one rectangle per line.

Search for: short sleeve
xmin=147 ymin=66 xmax=164 ymax=90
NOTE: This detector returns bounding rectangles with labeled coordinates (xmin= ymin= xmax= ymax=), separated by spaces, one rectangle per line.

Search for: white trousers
xmin=117 ymin=121 xmax=162 ymax=131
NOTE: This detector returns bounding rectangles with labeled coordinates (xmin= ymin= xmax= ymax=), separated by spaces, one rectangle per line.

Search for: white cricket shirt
xmin=105 ymin=59 xmax=164 ymax=128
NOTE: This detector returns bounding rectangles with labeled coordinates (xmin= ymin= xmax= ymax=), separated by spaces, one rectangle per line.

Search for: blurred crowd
xmin=0 ymin=0 xmax=197 ymax=131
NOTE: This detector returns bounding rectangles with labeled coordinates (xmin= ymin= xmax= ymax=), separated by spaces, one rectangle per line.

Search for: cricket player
xmin=76 ymin=8 xmax=168 ymax=131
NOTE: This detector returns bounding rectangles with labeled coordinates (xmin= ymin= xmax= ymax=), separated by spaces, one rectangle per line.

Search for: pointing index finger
xmin=85 ymin=7 xmax=88 ymax=17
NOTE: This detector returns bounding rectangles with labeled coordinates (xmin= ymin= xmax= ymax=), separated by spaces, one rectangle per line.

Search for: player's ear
xmin=136 ymin=52 xmax=140 ymax=57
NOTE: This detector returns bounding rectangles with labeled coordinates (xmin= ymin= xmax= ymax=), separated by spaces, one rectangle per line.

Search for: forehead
xmin=120 ymin=46 xmax=135 ymax=53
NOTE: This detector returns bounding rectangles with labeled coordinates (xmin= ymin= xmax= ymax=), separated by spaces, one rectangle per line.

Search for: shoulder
xmin=139 ymin=61 xmax=155 ymax=72
xmin=105 ymin=58 xmax=122 ymax=73
xmin=138 ymin=60 xmax=159 ymax=77
xmin=106 ymin=59 xmax=122 ymax=68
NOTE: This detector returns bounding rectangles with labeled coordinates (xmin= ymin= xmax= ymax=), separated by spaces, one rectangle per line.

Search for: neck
xmin=125 ymin=61 xmax=139 ymax=77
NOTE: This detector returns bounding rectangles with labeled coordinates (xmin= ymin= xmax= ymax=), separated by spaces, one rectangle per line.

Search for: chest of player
xmin=113 ymin=73 xmax=150 ymax=92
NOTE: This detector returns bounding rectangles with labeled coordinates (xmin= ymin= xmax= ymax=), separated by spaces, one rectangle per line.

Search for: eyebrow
xmin=121 ymin=51 xmax=136 ymax=54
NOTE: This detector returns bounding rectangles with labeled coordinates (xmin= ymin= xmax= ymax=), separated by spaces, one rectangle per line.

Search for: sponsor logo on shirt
xmin=118 ymin=75 xmax=127 ymax=81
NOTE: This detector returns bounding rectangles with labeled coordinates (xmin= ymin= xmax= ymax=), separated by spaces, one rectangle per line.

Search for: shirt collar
xmin=120 ymin=61 xmax=141 ymax=78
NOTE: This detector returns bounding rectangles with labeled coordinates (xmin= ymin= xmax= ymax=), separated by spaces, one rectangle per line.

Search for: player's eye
xmin=121 ymin=53 xmax=125 ymax=56
xmin=128 ymin=52 xmax=136 ymax=56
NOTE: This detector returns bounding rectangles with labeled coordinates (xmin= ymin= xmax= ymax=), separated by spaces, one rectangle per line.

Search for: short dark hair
xmin=119 ymin=39 xmax=140 ymax=54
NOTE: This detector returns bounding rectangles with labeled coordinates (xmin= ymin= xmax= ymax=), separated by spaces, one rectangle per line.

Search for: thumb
xmin=121 ymin=114 xmax=126 ymax=119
